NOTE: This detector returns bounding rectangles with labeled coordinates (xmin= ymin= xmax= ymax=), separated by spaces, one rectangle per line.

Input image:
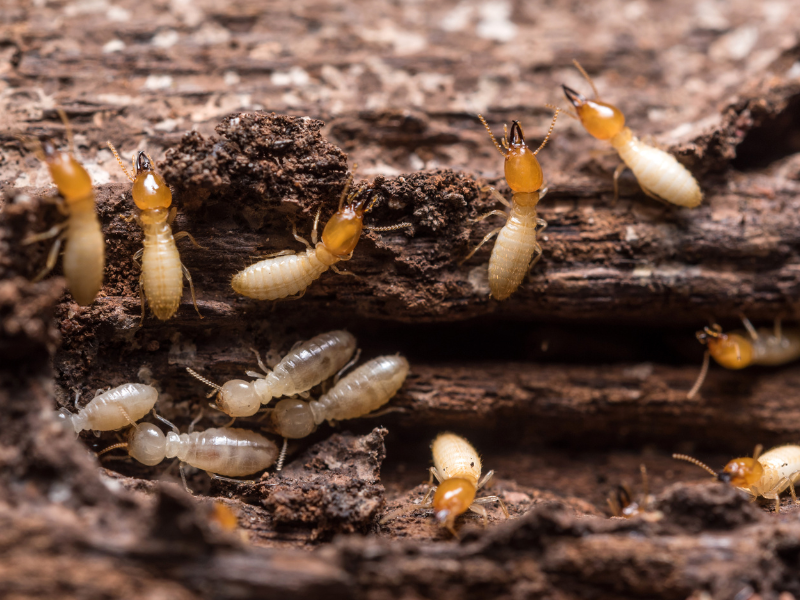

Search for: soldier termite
xmin=687 ymin=316 xmax=800 ymax=399
xmin=231 ymin=171 xmax=411 ymax=301
xmin=98 ymin=414 xmax=279 ymax=488
xmin=381 ymin=432 xmax=509 ymax=536
xmin=185 ymin=330 xmax=358 ymax=417
xmin=673 ymin=444 xmax=800 ymax=512
xmin=56 ymin=383 xmax=158 ymax=433
xmin=562 ymin=59 xmax=703 ymax=208
xmin=23 ymin=110 xmax=105 ymax=305
xmin=106 ymin=143 xmax=203 ymax=322
xmin=461 ymin=109 xmax=560 ymax=300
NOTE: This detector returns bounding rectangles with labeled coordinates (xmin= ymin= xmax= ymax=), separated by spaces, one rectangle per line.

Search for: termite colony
xmin=18 ymin=50 xmax=800 ymax=544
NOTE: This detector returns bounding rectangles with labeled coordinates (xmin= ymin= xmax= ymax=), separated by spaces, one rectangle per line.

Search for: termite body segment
xmin=687 ymin=318 xmax=800 ymax=399
xmin=268 ymin=354 xmax=410 ymax=439
xmin=111 ymin=424 xmax=279 ymax=477
xmin=465 ymin=111 xmax=559 ymax=300
xmin=231 ymin=175 xmax=410 ymax=301
xmin=674 ymin=444 xmax=800 ymax=512
xmin=25 ymin=129 xmax=105 ymax=305
xmin=57 ymin=383 xmax=158 ymax=432
xmin=382 ymin=432 xmax=509 ymax=536
xmin=107 ymin=145 xmax=202 ymax=321
xmin=188 ymin=330 xmax=358 ymax=417
xmin=562 ymin=61 xmax=702 ymax=208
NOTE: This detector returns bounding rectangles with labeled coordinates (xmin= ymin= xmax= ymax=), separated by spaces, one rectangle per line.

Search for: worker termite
xmin=231 ymin=171 xmax=410 ymax=301
xmin=687 ymin=317 xmax=800 ymax=399
xmin=381 ymin=432 xmax=509 ymax=536
xmin=562 ymin=60 xmax=703 ymax=208
xmin=22 ymin=111 xmax=105 ymax=305
xmin=106 ymin=143 xmax=203 ymax=322
xmin=673 ymin=444 xmax=800 ymax=512
xmin=185 ymin=330 xmax=358 ymax=417
xmin=461 ymin=109 xmax=560 ymax=300
xmin=98 ymin=414 xmax=279 ymax=487
xmin=56 ymin=383 xmax=158 ymax=433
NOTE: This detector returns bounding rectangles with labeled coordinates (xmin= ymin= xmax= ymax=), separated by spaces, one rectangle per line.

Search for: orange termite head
xmin=132 ymin=150 xmax=172 ymax=211
xmin=432 ymin=477 xmax=476 ymax=532
xmin=696 ymin=325 xmax=753 ymax=370
xmin=562 ymin=85 xmax=625 ymax=141
xmin=503 ymin=120 xmax=543 ymax=194
xmin=321 ymin=185 xmax=375 ymax=258
xmin=40 ymin=136 xmax=94 ymax=203
xmin=718 ymin=457 xmax=763 ymax=488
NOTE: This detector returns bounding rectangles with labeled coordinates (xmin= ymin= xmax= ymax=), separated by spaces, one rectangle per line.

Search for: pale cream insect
xmin=674 ymin=444 xmax=800 ymax=512
xmin=562 ymin=60 xmax=703 ymax=208
xmin=56 ymin=383 xmax=158 ymax=433
xmin=107 ymin=144 xmax=203 ymax=322
xmin=186 ymin=330 xmax=358 ymax=417
xmin=23 ymin=111 xmax=105 ymax=306
xmin=266 ymin=354 xmax=409 ymax=470
xmin=462 ymin=110 xmax=560 ymax=300
xmin=100 ymin=417 xmax=279 ymax=482
xmin=382 ymin=432 xmax=509 ymax=536
xmin=231 ymin=172 xmax=410 ymax=301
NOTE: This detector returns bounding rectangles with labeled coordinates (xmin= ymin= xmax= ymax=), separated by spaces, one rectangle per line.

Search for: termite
xmin=461 ymin=109 xmax=560 ymax=300
xmin=382 ymin=432 xmax=509 ymax=536
xmin=562 ymin=59 xmax=703 ymax=208
xmin=22 ymin=111 xmax=105 ymax=305
xmin=607 ymin=464 xmax=661 ymax=521
xmin=231 ymin=172 xmax=410 ymax=301
xmin=99 ymin=414 xmax=279 ymax=485
xmin=673 ymin=444 xmax=800 ymax=512
xmin=687 ymin=316 xmax=800 ymax=399
xmin=57 ymin=383 xmax=158 ymax=433
xmin=185 ymin=330 xmax=358 ymax=417
xmin=106 ymin=143 xmax=203 ymax=322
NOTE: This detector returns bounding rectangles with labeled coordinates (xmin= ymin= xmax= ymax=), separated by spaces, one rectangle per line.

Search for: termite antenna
xmin=186 ymin=367 xmax=222 ymax=391
xmin=572 ymin=59 xmax=599 ymax=99
xmin=106 ymin=142 xmax=134 ymax=182
xmin=672 ymin=453 xmax=718 ymax=477
xmin=686 ymin=350 xmax=710 ymax=400
xmin=337 ymin=165 xmax=357 ymax=211
xmin=533 ymin=107 xmax=560 ymax=156
xmin=97 ymin=442 xmax=129 ymax=458
xmin=56 ymin=108 xmax=75 ymax=153
xmin=752 ymin=444 xmax=763 ymax=461
xmin=276 ymin=437 xmax=288 ymax=471
xmin=477 ymin=114 xmax=506 ymax=157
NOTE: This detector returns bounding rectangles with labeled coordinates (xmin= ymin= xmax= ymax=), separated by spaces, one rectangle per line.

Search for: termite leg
xmin=311 ymin=208 xmax=321 ymax=246
xmin=428 ymin=466 xmax=444 ymax=485
xmin=188 ymin=406 xmax=204 ymax=434
xmin=32 ymin=234 xmax=65 ymax=282
xmin=471 ymin=495 xmax=510 ymax=518
xmin=739 ymin=314 xmax=759 ymax=341
xmin=479 ymin=185 xmax=511 ymax=208
xmin=256 ymin=249 xmax=294 ymax=260
xmin=334 ymin=348 xmax=361 ymax=384
xmin=789 ymin=471 xmax=800 ymax=504
xmin=639 ymin=183 xmax=668 ymax=205
xmin=468 ymin=502 xmax=489 ymax=525
xmin=538 ymin=186 xmax=549 ymax=201
xmin=208 ymin=472 xmax=258 ymax=486
xmin=166 ymin=207 xmax=178 ymax=226
xmin=291 ymin=217 xmax=312 ymax=249
xmin=536 ymin=218 xmax=548 ymax=234
xmin=179 ymin=462 xmax=195 ymax=495
xmin=132 ymin=248 xmax=143 ymax=269
xmin=528 ymin=243 xmax=543 ymax=271
xmin=181 ymin=263 xmax=203 ymax=318
xmin=276 ymin=437 xmax=288 ymax=471
xmin=330 ymin=264 xmax=359 ymax=278
xmin=174 ymin=230 xmax=207 ymax=250
xmin=752 ymin=444 xmax=763 ymax=461
xmin=612 ymin=163 xmax=627 ymax=205
xmin=379 ymin=499 xmax=433 ymax=524
xmin=472 ymin=210 xmax=508 ymax=224
xmin=686 ymin=350 xmax=710 ymax=400
xmin=138 ymin=273 xmax=146 ymax=325
xmin=23 ymin=221 xmax=68 ymax=245
xmin=421 ymin=485 xmax=437 ymax=505
xmin=476 ymin=469 xmax=495 ymax=491
xmin=460 ymin=227 xmax=503 ymax=265
xmin=249 ymin=347 xmax=271 ymax=375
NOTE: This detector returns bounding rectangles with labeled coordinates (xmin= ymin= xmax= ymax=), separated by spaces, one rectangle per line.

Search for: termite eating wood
xmin=23 ymin=110 xmax=105 ymax=306
xmin=56 ymin=383 xmax=158 ymax=433
xmin=186 ymin=330 xmax=358 ymax=417
xmin=687 ymin=316 xmax=800 ymax=399
xmin=462 ymin=109 xmax=559 ymax=300
xmin=674 ymin=444 xmax=800 ymax=512
xmin=107 ymin=143 xmax=203 ymax=322
xmin=381 ymin=432 xmax=509 ymax=536
xmin=562 ymin=59 xmax=703 ymax=208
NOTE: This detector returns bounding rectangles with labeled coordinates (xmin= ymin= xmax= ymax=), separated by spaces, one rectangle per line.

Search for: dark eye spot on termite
xmin=470 ymin=462 xmax=474 ymax=467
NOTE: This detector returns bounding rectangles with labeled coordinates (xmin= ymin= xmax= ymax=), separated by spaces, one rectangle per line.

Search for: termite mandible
xmin=562 ymin=59 xmax=703 ymax=208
